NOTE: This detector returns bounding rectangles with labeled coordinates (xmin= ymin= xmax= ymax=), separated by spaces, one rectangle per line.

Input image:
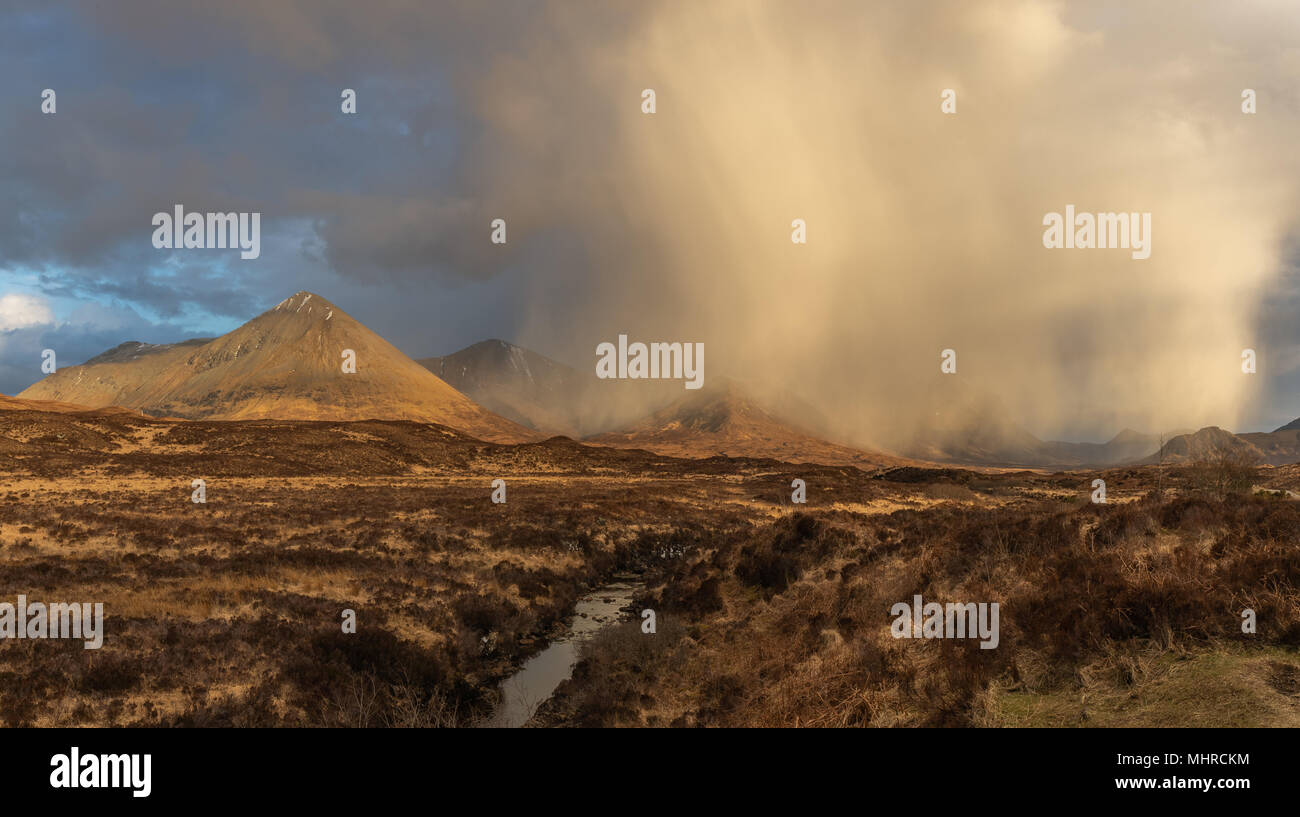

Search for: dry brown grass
xmin=0 ymin=428 xmax=844 ymax=726
xmin=543 ymin=490 xmax=1300 ymax=727
xmin=7 ymin=408 xmax=1292 ymax=728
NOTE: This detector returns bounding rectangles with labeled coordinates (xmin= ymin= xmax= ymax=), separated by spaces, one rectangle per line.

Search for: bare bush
xmin=1186 ymin=449 xmax=1260 ymax=499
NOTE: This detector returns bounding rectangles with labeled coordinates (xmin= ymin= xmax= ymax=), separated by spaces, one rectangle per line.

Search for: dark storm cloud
xmin=35 ymin=263 xmax=263 ymax=321
xmin=0 ymin=0 xmax=556 ymax=317
xmin=2 ymin=0 xmax=1299 ymax=442
xmin=0 ymin=0 xmax=642 ymax=397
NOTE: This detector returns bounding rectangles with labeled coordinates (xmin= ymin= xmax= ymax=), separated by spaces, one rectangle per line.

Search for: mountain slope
xmin=0 ymin=394 xmax=139 ymax=415
xmin=1149 ymin=427 xmax=1263 ymax=464
xmin=1042 ymin=428 xmax=1163 ymax=467
xmin=903 ymin=387 xmax=1050 ymax=466
xmin=418 ymin=340 xmax=590 ymax=437
xmin=419 ymin=339 xmax=688 ymax=437
xmin=1237 ymin=428 xmax=1300 ymax=465
xmin=903 ymin=383 xmax=1172 ymax=468
xmin=586 ymin=377 xmax=909 ymax=468
xmin=19 ymin=292 xmax=537 ymax=443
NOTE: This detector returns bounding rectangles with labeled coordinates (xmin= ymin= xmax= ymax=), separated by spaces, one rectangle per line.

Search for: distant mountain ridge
xmin=900 ymin=386 xmax=1168 ymax=468
xmin=586 ymin=377 xmax=909 ymax=468
xmin=83 ymin=339 xmax=214 ymax=367
xmin=20 ymin=293 xmax=1300 ymax=467
xmin=1043 ymin=429 xmax=1164 ymax=468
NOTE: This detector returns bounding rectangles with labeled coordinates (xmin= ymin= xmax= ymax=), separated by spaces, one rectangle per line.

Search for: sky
xmin=2 ymin=0 xmax=1299 ymax=445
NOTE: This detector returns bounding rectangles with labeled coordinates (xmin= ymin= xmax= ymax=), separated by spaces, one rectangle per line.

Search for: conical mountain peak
xmin=18 ymin=292 xmax=536 ymax=443
xmin=267 ymin=291 xmax=341 ymax=318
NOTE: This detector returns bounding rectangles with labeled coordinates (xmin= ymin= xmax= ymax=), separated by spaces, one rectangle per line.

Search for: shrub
xmin=1186 ymin=449 xmax=1260 ymax=499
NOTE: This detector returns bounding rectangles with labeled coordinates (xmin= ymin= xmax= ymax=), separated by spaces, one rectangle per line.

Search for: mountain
xmin=419 ymin=339 xmax=686 ymax=438
xmin=18 ymin=292 xmax=537 ymax=443
xmin=903 ymin=387 xmax=1050 ymax=467
xmin=901 ymin=382 xmax=1179 ymax=468
xmin=81 ymin=338 xmax=214 ymax=366
xmin=1273 ymin=417 xmax=1300 ymax=433
xmin=1147 ymin=416 xmax=1300 ymax=466
xmin=1096 ymin=428 xmax=1163 ymax=463
xmin=418 ymin=340 xmax=591 ymax=438
xmin=1239 ymin=430 xmax=1300 ymax=464
xmin=585 ymin=377 xmax=909 ymax=468
xmin=0 ymin=394 xmax=137 ymax=415
xmin=1149 ymin=427 xmax=1264 ymax=464
xmin=1042 ymin=428 xmax=1163 ymax=467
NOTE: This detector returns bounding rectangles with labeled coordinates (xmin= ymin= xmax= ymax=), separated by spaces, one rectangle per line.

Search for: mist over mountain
xmin=897 ymin=383 xmax=1210 ymax=468
xmin=419 ymin=340 xmax=594 ymax=438
xmin=587 ymin=376 xmax=908 ymax=468
xmin=1042 ymin=429 xmax=1164 ymax=467
xmin=420 ymin=339 xmax=699 ymax=438
xmin=19 ymin=289 xmax=1300 ymax=469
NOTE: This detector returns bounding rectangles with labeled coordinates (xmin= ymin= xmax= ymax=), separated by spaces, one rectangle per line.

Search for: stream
xmin=480 ymin=576 xmax=642 ymax=728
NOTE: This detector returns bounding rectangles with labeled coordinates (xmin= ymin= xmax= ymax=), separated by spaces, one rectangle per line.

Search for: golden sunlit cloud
xmin=465 ymin=0 xmax=1300 ymax=447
